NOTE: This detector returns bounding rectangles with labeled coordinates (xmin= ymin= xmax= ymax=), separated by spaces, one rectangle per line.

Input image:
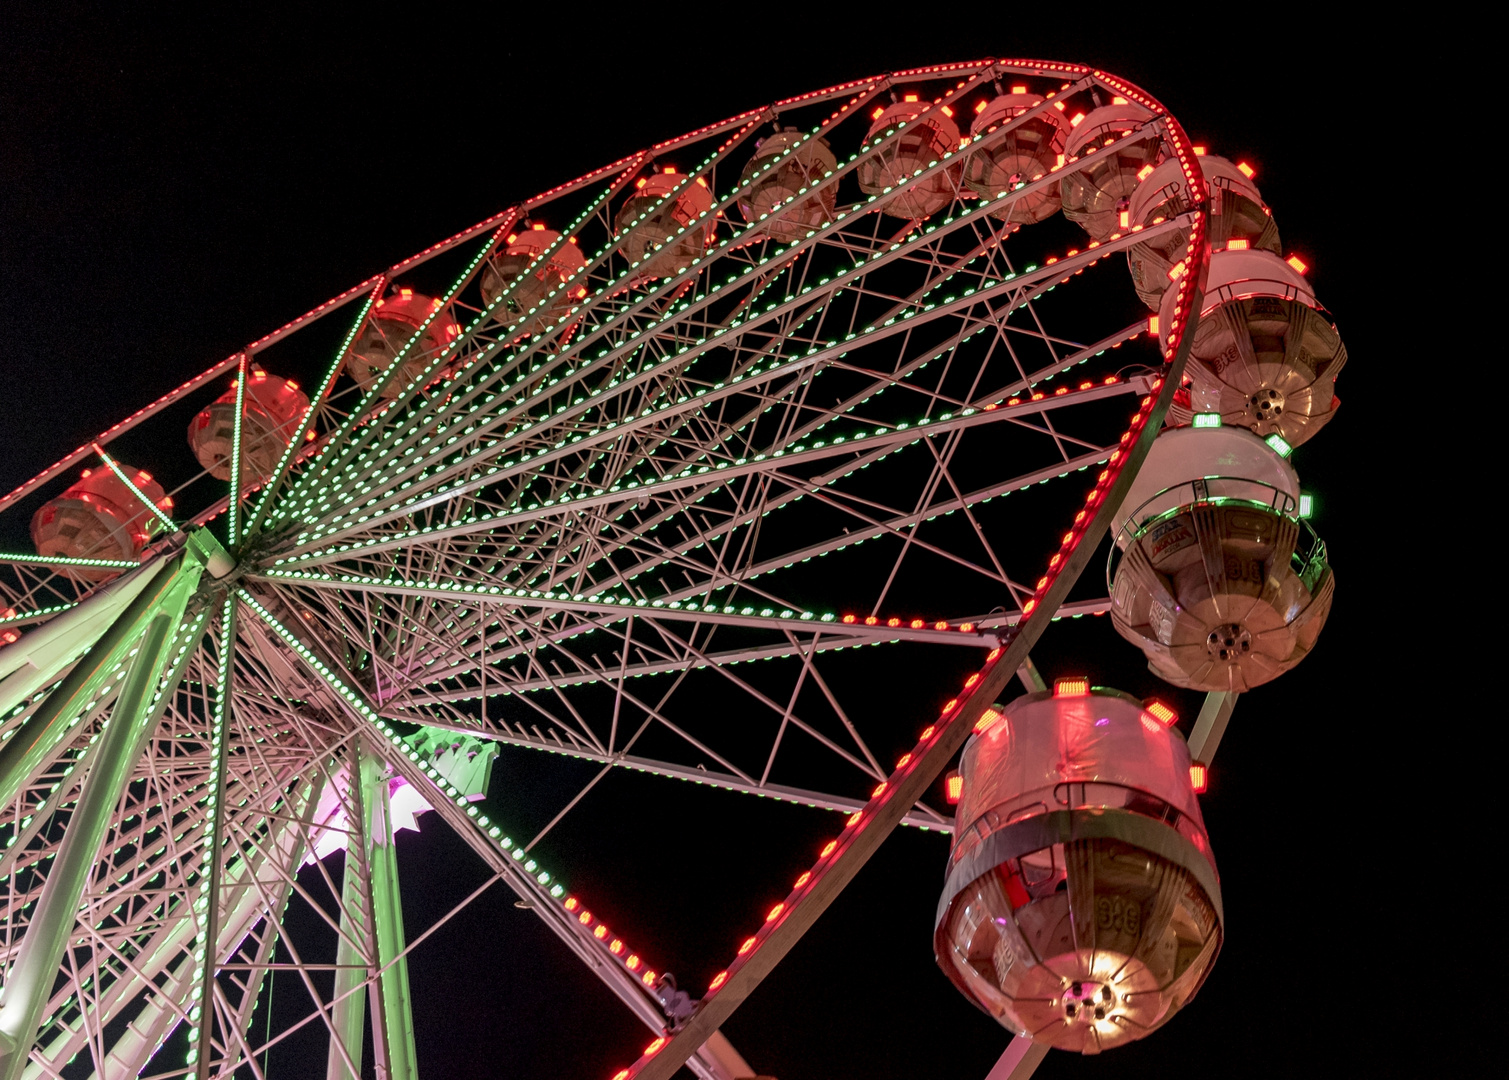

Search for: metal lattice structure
xmin=0 ymin=58 xmax=1259 ymax=1079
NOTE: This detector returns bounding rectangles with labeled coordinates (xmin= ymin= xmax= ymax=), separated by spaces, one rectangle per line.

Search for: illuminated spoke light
xmin=227 ymin=353 xmax=248 ymax=541
xmin=0 ymin=553 xmax=139 ymax=570
xmin=92 ymin=444 xmax=177 ymax=532
xmin=248 ymin=282 xmax=383 ymax=533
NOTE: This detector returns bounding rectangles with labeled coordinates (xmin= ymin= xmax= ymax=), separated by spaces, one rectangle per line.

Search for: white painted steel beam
xmin=0 ymin=558 xmax=169 ymax=743
xmin=986 ymin=1038 xmax=1049 ymax=1079
xmin=0 ymin=604 xmax=184 ymax=1077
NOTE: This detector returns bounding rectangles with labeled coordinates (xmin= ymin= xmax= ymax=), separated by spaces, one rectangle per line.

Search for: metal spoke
xmin=0 ymin=57 xmax=1264 ymax=1080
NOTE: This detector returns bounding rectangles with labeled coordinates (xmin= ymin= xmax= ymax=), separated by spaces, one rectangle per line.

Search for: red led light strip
xmin=559 ymin=895 xmax=670 ymax=994
xmin=609 ymin=64 xmax=1210 ymax=1080
xmin=0 ymin=60 xmax=1201 ymax=1070
xmin=0 ymin=61 xmax=1136 ymax=526
xmin=0 ymin=275 xmax=382 ymax=516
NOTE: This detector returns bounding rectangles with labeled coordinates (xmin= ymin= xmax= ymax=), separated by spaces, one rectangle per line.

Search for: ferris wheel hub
xmin=184 ymin=528 xmax=236 ymax=579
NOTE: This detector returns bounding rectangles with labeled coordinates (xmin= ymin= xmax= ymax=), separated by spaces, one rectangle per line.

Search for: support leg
xmin=367 ymin=752 xmax=418 ymax=1080
xmin=0 ymin=607 xmax=181 ymax=1079
xmin=0 ymin=557 xmax=183 ymax=809
xmin=326 ymin=745 xmax=378 ymax=1080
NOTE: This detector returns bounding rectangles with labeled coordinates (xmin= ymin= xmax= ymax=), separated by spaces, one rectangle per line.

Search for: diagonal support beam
xmin=986 ymin=1038 xmax=1049 ymax=1079
xmin=0 ymin=565 xmax=157 ymax=715
xmin=1188 ymin=691 xmax=1239 ymax=761
xmin=228 ymin=352 xmax=249 ymax=543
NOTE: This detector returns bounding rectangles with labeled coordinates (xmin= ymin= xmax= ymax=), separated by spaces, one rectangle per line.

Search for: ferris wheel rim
xmin=0 ymin=56 xmax=1217 ymax=1080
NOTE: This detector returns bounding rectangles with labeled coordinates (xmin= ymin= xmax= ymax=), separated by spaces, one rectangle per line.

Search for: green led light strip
xmin=289 ymin=71 xmax=989 ymax=518
xmin=245 ymin=280 xmax=384 ymax=538
xmin=0 ymin=553 xmax=141 ymax=570
xmin=93 ymin=444 xmax=176 ymax=533
xmin=303 ymin=199 xmax=1168 ymax=535
xmin=299 ymin=188 xmax=970 ymax=525
xmin=275 ymin=377 xmax=1132 ymax=570
xmin=294 ymin=228 xmax=508 ymax=479
xmin=289 ymin=175 xmax=661 ymax=506
xmin=278 ymin=219 xmax=1178 ymax=557
xmin=226 ymin=354 xmax=249 ymax=543
xmin=286 ymin=73 xmax=1115 ymax=540
xmin=302 ymin=242 xmax=808 ymax=518
xmin=183 ymin=597 xmax=232 ymax=1074
xmin=290 ymin=187 xmax=623 ymax=504
xmin=294 ymin=194 xmax=628 ymax=487
xmin=413 ymin=71 xmax=984 ymax=417
xmin=261 ymin=568 xmax=833 ymax=623
xmin=0 ymin=602 xmax=80 ymax=628
xmin=284 ymin=101 xmax=890 ymax=512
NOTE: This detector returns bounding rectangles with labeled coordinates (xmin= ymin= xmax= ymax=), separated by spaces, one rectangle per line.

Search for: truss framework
xmin=0 ymin=58 xmax=1216 ymax=1079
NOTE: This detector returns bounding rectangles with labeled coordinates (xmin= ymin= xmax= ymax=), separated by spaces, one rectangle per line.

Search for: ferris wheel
xmin=0 ymin=57 xmax=1344 ymax=1080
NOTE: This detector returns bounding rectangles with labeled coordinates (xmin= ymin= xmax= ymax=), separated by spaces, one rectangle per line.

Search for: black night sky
xmin=2 ymin=10 xmax=1428 ymax=1080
